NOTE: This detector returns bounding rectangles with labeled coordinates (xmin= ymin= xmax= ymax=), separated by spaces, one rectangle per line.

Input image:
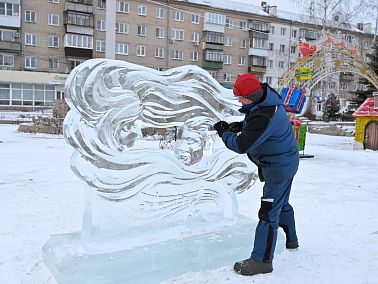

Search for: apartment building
xmin=0 ymin=0 xmax=375 ymax=111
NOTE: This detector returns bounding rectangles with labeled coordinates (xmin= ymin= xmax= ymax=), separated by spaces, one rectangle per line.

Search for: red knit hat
xmin=233 ymin=73 xmax=263 ymax=102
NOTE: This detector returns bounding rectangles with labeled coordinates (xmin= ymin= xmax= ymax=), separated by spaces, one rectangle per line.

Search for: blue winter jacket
xmin=221 ymin=84 xmax=299 ymax=183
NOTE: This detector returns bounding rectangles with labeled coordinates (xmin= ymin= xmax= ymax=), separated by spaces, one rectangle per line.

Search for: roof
xmin=177 ymin=0 xmax=371 ymax=35
xmin=353 ymin=97 xmax=378 ymax=117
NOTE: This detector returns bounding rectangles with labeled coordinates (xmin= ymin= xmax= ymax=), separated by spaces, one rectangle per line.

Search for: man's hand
xmin=213 ymin=121 xmax=229 ymax=137
xmin=229 ymin=121 xmax=243 ymax=133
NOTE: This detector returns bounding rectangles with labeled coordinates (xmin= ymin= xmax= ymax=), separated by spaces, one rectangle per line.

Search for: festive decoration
xmin=295 ymin=67 xmax=314 ymax=81
xmin=281 ymin=86 xmax=306 ymax=114
xmin=297 ymin=31 xmax=359 ymax=58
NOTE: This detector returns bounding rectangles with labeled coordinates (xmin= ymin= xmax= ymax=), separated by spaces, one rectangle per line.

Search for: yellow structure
xmin=353 ymin=96 xmax=378 ymax=144
xmin=355 ymin=116 xmax=378 ymax=142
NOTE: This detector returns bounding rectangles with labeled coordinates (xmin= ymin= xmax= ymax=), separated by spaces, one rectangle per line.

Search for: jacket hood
xmin=239 ymin=84 xmax=282 ymax=114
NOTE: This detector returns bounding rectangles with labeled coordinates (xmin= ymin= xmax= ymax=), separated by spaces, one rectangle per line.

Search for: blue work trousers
xmin=250 ymin=178 xmax=298 ymax=263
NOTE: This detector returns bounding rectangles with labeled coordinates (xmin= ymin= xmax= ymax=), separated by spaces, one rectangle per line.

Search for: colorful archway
xmin=276 ymin=49 xmax=378 ymax=93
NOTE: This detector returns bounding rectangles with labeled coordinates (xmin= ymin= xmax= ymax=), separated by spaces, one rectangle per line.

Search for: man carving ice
xmin=213 ymin=73 xmax=299 ymax=276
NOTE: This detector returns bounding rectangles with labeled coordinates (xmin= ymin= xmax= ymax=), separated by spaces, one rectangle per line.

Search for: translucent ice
xmin=42 ymin=59 xmax=284 ymax=283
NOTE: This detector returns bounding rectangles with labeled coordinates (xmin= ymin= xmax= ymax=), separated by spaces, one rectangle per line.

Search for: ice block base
xmin=43 ymin=216 xmax=284 ymax=284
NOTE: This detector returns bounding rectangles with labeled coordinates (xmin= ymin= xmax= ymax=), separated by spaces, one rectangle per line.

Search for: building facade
xmin=0 ymin=0 xmax=375 ymax=112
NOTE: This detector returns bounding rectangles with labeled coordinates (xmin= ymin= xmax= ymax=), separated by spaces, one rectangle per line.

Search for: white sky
xmin=235 ymin=0 xmax=376 ymax=28
xmin=238 ymin=0 xmax=295 ymax=13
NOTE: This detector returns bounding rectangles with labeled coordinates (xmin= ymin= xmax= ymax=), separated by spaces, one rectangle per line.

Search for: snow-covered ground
xmin=1 ymin=124 xmax=378 ymax=284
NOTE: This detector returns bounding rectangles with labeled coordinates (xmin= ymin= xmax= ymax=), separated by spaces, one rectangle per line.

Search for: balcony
xmin=248 ymin=47 xmax=268 ymax=57
xmin=202 ymin=60 xmax=223 ymax=70
xmin=0 ymin=41 xmax=21 ymax=53
xmin=248 ymin=66 xmax=267 ymax=74
xmin=64 ymin=47 xmax=92 ymax=58
xmin=65 ymin=1 xmax=93 ymax=14
xmin=340 ymin=72 xmax=355 ymax=81
xmin=64 ymin=11 xmax=94 ymax=35
xmin=203 ymin=42 xmax=224 ymax=51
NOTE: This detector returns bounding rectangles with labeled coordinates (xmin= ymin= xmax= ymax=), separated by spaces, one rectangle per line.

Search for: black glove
xmin=213 ymin=121 xmax=229 ymax=137
xmin=229 ymin=121 xmax=243 ymax=133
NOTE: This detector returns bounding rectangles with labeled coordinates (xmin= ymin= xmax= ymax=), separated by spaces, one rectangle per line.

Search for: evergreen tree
xmin=345 ymin=41 xmax=378 ymax=119
xmin=323 ymin=93 xmax=340 ymax=121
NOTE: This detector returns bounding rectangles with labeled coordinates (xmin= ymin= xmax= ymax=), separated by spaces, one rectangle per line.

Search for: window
xmin=96 ymin=40 xmax=106 ymax=52
xmin=25 ymin=56 xmax=36 ymax=69
xmin=48 ymin=13 xmax=59 ymax=26
xmin=64 ymin=34 xmax=93 ymax=49
xmin=48 ymin=0 xmax=59 ymax=3
xmin=156 ymin=27 xmax=164 ymax=38
xmin=171 ymin=29 xmax=184 ymax=41
xmin=251 ymin=21 xmax=268 ymax=32
xmin=251 ymin=56 xmax=266 ymax=67
xmin=136 ymin=45 xmax=146 ymax=56
xmin=48 ymin=58 xmax=59 ymax=69
xmin=340 ymin=82 xmax=349 ymax=90
xmin=279 ymin=44 xmax=285 ymax=52
xmin=69 ymin=59 xmax=84 ymax=70
xmin=240 ymin=21 xmax=247 ymax=31
xmin=0 ymin=53 xmax=14 ymax=67
xmin=266 ymin=76 xmax=272 ymax=85
xmin=290 ymin=45 xmax=296 ymax=54
xmin=155 ymin=47 xmax=164 ymax=58
xmin=204 ymin=31 xmax=224 ymax=44
xmin=240 ymin=39 xmax=247 ymax=48
xmin=208 ymin=71 xmax=217 ymax=79
xmin=278 ymin=61 xmax=284 ymax=68
xmin=289 ymin=62 xmax=295 ymax=68
xmin=116 ymin=22 xmax=129 ymax=34
xmin=238 ymin=56 xmax=246 ymax=66
xmin=225 ymin=18 xmax=234 ymax=29
xmin=156 ymin=7 xmax=165 ymax=19
xmin=137 ymin=25 xmax=146 ymax=36
xmin=171 ymin=49 xmax=183 ymax=60
xmin=223 ymin=73 xmax=232 ymax=82
xmin=25 ymin=11 xmax=36 ymax=23
xmin=192 ymin=13 xmax=199 ymax=24
xmin=190 ymin=51 xmax=198 ymax=61
xmin=0 ymin=83 xmax=10 ymax=105
xmin=48 ymin=36 xmax=59 ymax=47
xmin=0 ymin=30 xmax=13 ymax=41
xmin=137 ymin=5 xmax=147 ymax=16
xmin=224 ymin=37 xmax=232 ymax=47
xmin=253 ymin=38 xmax=267 ymax=49
xmin=270 ymin=26 xmax=275 ymax=34
xmin=224 ymin=55 xmax=232 ymax=64
xmin=191 ymin=32 xmax=199 ymax=44
xmin=173 ymin=10 xmax=184 ymax=21
xmin=291 ymin=30 xmax=297 ymax=38
xmin=205 ymin=12 xmax=225 ymax=25
xmin=67 ymin=13 xmax=91 ymax=26
xmin=25 ymin=33 xmax=36 ymax=46
xmin=204 ymin=50 xmax=223 ymax=62
xmin=267 ymin=60 xmax=273 ymax=68
xmin=97 ymin=0 xmax=106 ymax=9
xmin=117 ymin=1 xmax=129 ymax=13
xmin=269 ymin=43 xmax=274 ymax=51
xmin=0 ymin=2 xmax=19 ymax=16
xmin=115 ymin=43 xmax=128 ymax=55
xmin=316 ymin=102 xmax=322 ymax=112
xmin=280 ymin=28 xmax=286 ymax=36
xmin=96 ymin=20 xmax=106 ymax=31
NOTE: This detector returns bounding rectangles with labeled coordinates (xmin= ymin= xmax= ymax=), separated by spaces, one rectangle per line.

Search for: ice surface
xmin=42 ymin=59 xmax=282 ymax=283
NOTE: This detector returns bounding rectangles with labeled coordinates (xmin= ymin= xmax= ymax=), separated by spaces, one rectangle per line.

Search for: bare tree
xmin=292 ymin=0 xmax=366 ymax=28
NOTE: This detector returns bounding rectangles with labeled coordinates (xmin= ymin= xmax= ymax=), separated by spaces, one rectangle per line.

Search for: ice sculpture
xmin=43 ymin=59 xmax=284 ymax=284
